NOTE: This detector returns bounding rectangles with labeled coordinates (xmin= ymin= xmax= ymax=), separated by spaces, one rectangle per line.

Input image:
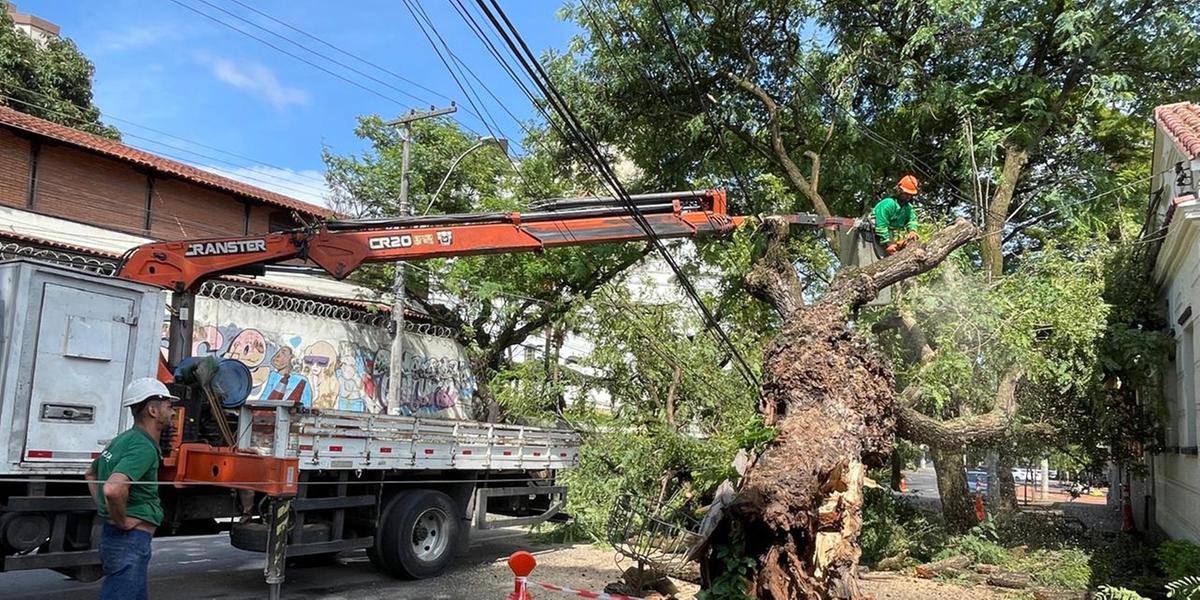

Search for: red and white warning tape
xmin=518 ymin=577 xmax=645 ymax=600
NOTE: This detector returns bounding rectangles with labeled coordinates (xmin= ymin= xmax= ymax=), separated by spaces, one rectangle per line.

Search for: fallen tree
xmin=706 ymin=217 xmax=978 ymax=599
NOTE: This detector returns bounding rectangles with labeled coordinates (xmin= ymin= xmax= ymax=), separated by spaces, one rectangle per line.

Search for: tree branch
xmin=745 ymin=217 xmax=805 ymax=318
xmin=725 ymin=72 xmax=831 ymax=218
xmin=822 ymin=219 xmax=978 ymax=311
xmin=896 ymin=366 xmax=1026 ymax=448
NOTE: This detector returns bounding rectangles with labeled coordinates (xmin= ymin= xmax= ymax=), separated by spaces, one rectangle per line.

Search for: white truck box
xmin=0 ymin=259 xmax=165 ymax=475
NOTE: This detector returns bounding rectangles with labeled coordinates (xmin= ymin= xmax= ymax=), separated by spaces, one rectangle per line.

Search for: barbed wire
xmin=0 ymin=240 xmax=458 ymax=339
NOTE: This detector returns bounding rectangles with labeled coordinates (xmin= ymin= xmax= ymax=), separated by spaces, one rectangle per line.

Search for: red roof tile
xmin=0 ymin=105 xmax=335 ymax=218
xmin=1156 ymin=102 xmax=1200 ymax=161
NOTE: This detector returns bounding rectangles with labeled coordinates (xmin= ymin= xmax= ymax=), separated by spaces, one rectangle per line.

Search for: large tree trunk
xmin=994 ymin=448 xmax=1019 ymax=511
xmin=713 ymin=218 xmax=978 ymax=599
xmin=931 ymin=447 xmax=976 ymax=533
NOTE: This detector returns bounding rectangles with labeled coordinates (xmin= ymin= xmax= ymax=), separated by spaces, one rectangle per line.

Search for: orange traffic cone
xmin=508 ymin=551 xmax=536 ymax=600
xmin=1120 ymin=484 xmax=1137 ymax=533
xmin=899 ymin=477 xmax=908 ymax=493
xmin=974 ymin=491 xmax=986 ymax=522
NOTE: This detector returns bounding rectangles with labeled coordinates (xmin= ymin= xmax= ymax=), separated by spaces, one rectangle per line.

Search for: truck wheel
xmin=372 ymin=490 xmax=460 ymax=579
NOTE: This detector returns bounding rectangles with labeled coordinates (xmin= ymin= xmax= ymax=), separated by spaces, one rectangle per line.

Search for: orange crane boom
xmin=115 ymin=189 xmax=855 ymax=292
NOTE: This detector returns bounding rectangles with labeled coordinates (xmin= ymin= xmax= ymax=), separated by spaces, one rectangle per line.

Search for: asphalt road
xmin=4 ymin=528 xmax=539 ymax=600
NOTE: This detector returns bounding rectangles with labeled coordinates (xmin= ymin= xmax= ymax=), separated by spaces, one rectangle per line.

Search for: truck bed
xmin=255 ymin=407 xmax=580 ymax=472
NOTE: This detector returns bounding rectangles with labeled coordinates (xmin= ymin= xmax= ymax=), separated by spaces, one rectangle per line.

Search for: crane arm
xmin=116 ymin=190 xmax=855 ymax=291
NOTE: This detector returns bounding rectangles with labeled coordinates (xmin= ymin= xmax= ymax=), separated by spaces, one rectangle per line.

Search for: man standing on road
xmin=873 ymin=175 xmax=921 ymax=254
xmin=86 ymin=378 xmax=176 ymax=600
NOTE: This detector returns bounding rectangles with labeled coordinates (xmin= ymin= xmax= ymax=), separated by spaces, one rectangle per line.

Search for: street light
xmin=422 ymin=135 xmax=510 ymax=215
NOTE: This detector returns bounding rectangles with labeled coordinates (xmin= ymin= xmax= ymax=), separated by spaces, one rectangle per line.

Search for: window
xmin=1188 ymin=324 xmax=1200 ymax=448
xmin=1184 ymin=322 xmax=1198 ymax=449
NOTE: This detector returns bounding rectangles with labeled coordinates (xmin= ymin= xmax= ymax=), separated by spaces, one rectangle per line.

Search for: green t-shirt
xmin=873 ymin=196 xmax=918 ymax=243
xmin=92 ymin=427 xmax=163 ymax=526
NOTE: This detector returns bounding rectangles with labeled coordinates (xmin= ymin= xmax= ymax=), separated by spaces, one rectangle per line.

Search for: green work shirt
xmin=873 ymin=196 xmax=918 ymax=243
xmin=92 ymin=427 xmax=163 ymax=526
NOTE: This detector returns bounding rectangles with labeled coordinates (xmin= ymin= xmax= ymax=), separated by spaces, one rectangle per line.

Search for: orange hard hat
xmin=898 ymin=175 xmax=919 ymax=195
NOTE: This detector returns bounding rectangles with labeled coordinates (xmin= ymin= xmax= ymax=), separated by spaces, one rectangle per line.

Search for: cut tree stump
xmin=985 ymin=572 xmax=1032 ymax=589
xmin=914 ymin=555 xmax=971 ymax=579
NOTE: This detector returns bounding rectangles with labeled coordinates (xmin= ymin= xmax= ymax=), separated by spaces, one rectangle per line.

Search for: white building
xmin=5 ymin=3 xmax=59 ymax=44
xmin=1147 ymin=101 xmax=1200 ymax=543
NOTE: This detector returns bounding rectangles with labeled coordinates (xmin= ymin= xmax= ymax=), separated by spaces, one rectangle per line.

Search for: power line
xmin=0 ymin=93 xmax=329 ymax=201
xmin=167 ymin=0 xmax=421 ymax=110
xmin=5 ymin=82 xmax=329 ymax=188
xmin=400 ymin=0 xmax=525 ymax=183
xmin=224 ymin=0 xmax=461 ymax=107
xmin=471 ymin=0 xmax=761 ymax=394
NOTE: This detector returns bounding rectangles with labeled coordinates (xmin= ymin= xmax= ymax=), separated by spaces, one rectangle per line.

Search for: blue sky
xmin=14 ymin=0 xmax=579 ymax=206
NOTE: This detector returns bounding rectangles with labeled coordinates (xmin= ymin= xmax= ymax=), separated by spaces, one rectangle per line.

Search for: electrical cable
xmin=470 ymin=0 xmax=761 ymax=394
xmin=0 ymin=92 xmax=330 ymax=200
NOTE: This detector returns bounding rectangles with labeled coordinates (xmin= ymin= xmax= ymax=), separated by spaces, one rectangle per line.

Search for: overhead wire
xmin=468 ymin=0 xmax=761 ymax=394
xmin=400 ymin=0 xmax=527 ymax=184
xmin=1 ymin=93 xmax=330 ymax=201
xmin=224 ymin=0 xmax=462 ymax=107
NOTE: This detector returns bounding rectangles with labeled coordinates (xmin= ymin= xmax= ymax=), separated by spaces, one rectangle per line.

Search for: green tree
xmin=554 ymin=0 xmax=1196 ymax=531
xmin=321 ymin=116 xmax=651 ymax=419
xmin=0 ymin=2 xmax=117 ymax=138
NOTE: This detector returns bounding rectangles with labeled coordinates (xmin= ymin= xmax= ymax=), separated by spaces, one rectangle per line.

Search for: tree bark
xmin=709 ymin=218 xmax=978 ymax=599
xmin=931 ymin=447 xmax=977 ymax=533
xmin=980 ymin=143 xmax=1029 ymax=278
xmin=994 ymin=449 xmax=1019 ymax=511
xmin=890 ymin=451 xmax=904 ymax=492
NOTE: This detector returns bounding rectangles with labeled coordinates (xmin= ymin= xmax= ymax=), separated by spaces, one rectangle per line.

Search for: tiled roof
xmin=0 ymin=105 xmax=335 ymax=218
xmin=1156 ymin=102 xmax=1200 ymax=161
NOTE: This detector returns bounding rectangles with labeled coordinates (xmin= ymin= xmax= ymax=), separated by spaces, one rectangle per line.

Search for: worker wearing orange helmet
xmin=873 ymin=175 xmax=920 ymax=254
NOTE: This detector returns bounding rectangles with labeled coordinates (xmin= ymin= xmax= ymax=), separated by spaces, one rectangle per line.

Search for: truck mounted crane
xmin=0 ymin=189 xmax=859 ymax=598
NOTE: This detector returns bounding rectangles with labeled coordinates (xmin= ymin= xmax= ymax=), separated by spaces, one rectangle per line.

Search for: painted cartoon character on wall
xmin=335 ymin=348 xmax=368 ymax=412
xmin=192 ymin=325 xmax=224 ymax=356
xmin=224 ymin=329 xmax=269 ymax=397
xmin=369 ymin=349 xmax=390 ymax=414
xmin=302 ymin=340 xmax=338 ymax=410
xmin=261 ymin=345 xmax=311 ymax=406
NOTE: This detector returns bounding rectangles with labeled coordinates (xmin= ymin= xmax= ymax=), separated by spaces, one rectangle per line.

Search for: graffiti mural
xmin=177 ymin=297 xmax=479 ymax=419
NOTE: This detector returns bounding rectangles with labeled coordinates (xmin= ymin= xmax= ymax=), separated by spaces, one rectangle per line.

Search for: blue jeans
xmin=99 ymin=523 xmax=152 ymax=600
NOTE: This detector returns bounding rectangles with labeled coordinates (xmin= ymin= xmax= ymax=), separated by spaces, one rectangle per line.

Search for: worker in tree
xmin=873 ymin=175 xmax=920 ymax=254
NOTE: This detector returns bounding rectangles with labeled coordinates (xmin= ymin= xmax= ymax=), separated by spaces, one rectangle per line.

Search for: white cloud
xmin=94 ymin=24 xmax=176 ymax=53
xmin=208 ymin=58 xmax=310 ymax=110
xmin=199 ymin=165 xmax=331 ymax=208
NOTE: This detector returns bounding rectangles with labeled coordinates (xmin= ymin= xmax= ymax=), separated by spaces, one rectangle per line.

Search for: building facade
xmin=1146 ymin=101 xmax=1200 ymax=543
xmin=0 ymin=103 xmax=478 ymax=419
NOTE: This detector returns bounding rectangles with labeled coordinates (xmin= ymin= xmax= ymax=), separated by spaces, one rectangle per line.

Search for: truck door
xmin=22 ymin=283 xmax=136 ymax=464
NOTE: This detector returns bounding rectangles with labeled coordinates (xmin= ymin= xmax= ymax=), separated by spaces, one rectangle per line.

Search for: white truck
xmin=0 ymin=259 xmax=576 ymax=592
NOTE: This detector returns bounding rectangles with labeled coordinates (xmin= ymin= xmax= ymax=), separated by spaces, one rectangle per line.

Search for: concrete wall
xmin=1153 ymin=189 xmax=1200 ymax=543
xmin=1156 ymin=453 xmax=1200 ymax=542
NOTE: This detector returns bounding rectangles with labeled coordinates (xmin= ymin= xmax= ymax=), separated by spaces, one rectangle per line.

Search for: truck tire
xmin=371 ymin=490 xmax=460 ymax=579
xmin=230 ymin=522 xmax=330 ymax=552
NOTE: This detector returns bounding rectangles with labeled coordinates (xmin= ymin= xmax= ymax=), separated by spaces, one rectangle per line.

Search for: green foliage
xmin=935 ymin=518 xmax=1009 ymax=565
xmin=859 ymin=487 xmax=947 ymax=567
xmin=1093 ymin=577 xmax=1200 ymax=600
xmin=1090 ymin=535 xmax=1163 ymax=594
xmin=1159 ymin=541 xmax=1200 ymax=581
xmin=1020 ymin=548 xmax=1092 ymax=590
xmin=1094 ymin=586 xmax=1150 ymax=600
xmin=0 ymin=3 xmax=117 ymax=138
xmin=1167 ymin=576 xmax=1200 ymax=600
xmin=697 ymin=528 xmax=755 ymax=600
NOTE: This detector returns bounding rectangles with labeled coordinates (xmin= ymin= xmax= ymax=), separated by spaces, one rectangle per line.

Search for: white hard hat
xmin=122 ymin=377 xmax=179 ymax=408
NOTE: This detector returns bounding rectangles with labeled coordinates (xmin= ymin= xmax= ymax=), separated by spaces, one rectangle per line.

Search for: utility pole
xmin=384 ymin=104 xmax=457 ymax=415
